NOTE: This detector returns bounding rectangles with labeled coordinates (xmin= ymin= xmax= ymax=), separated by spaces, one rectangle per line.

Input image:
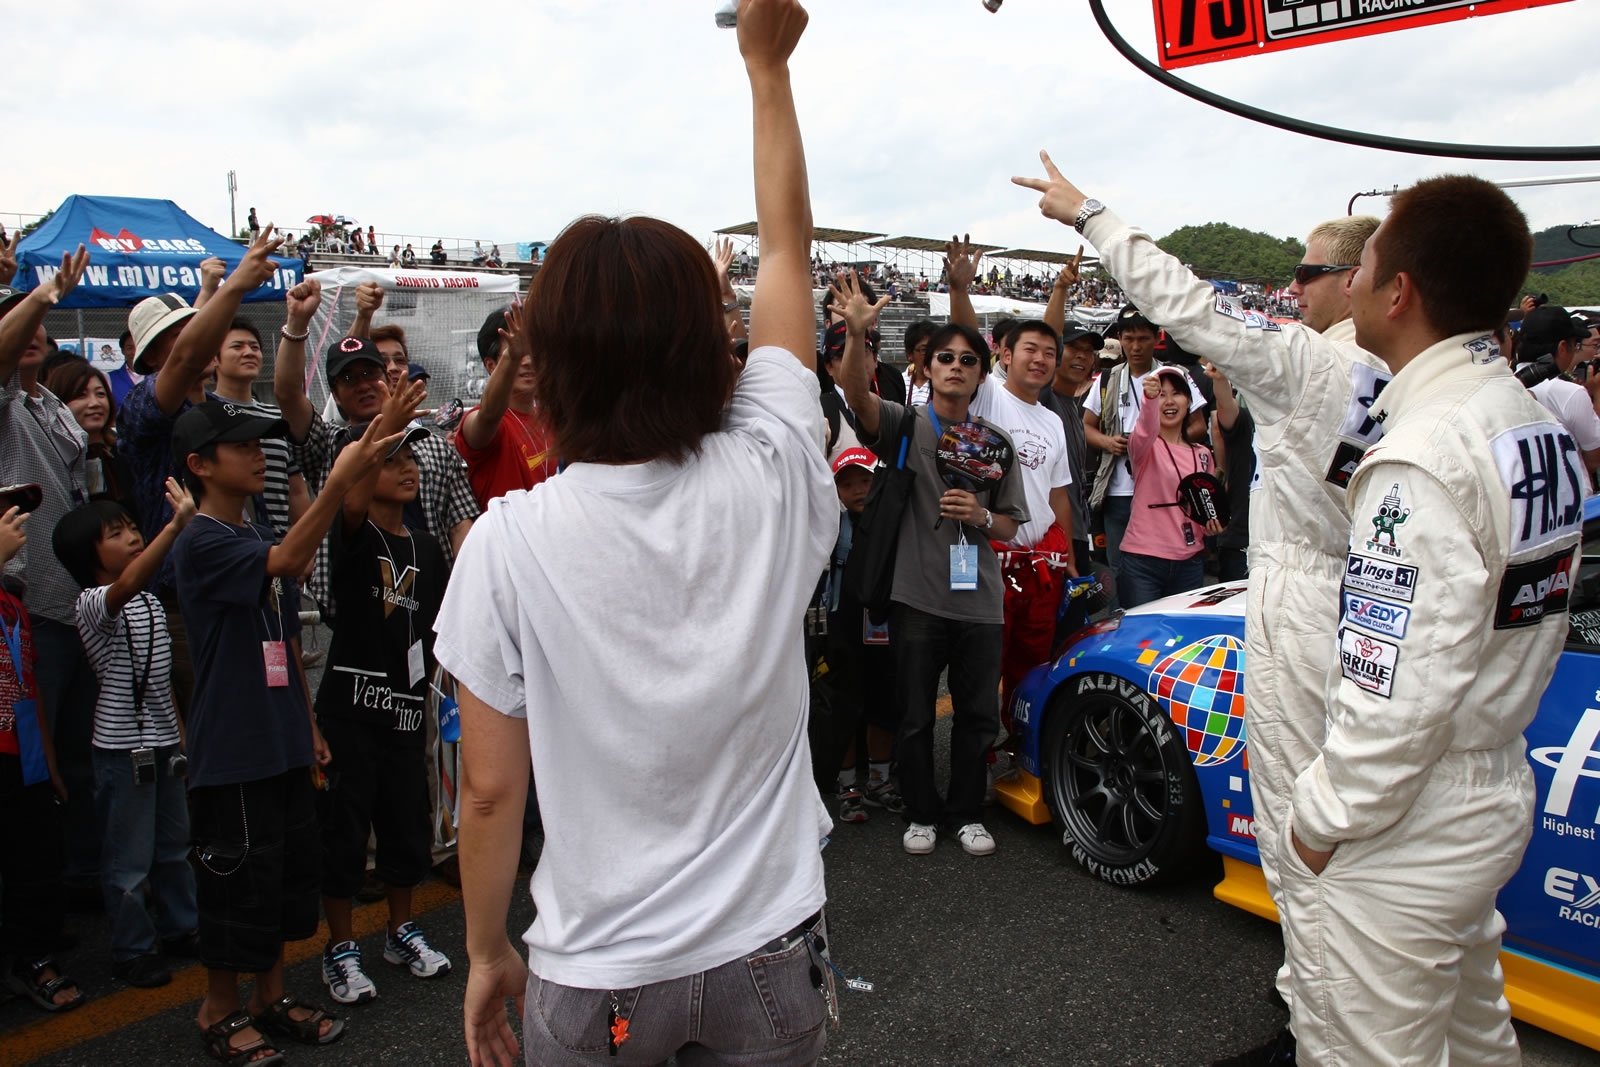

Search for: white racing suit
xmin=1083 ymin=209 xmax=1390 ymax=1010
xmin=1284 ymin=332 xmax=1582 ymax=1065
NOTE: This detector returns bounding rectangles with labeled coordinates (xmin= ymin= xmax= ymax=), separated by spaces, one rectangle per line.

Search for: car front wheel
xmin=1042 ymin=671 xmax=1203 ymax=887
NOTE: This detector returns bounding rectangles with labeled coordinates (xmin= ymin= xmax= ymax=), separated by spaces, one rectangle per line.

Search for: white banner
xmin=306 ymin=265 xmax=523 ymax=294
xmin=923 ymin=293 xmax=1119 ymax=325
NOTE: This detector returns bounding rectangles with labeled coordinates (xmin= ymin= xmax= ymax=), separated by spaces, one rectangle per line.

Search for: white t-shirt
xmin=1085 ymin=364 xmax=1206 ymax=497
xmin=1530 ymin=378 xmax=1600 ymax=451
xmin=433 ymin=347 xmax=836 ymax=989
xmin=76 ymin=588 xmax=181 ymax=750
xmin=969 ymin=378 xmax=1072 ymax=548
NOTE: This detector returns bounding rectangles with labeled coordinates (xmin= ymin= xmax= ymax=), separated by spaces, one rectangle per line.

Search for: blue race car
xmin=994 ymin=497 xmax=1600 ymax=1052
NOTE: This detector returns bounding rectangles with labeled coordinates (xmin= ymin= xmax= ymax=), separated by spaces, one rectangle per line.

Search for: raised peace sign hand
xmin=828 ymin=270 xmax=890 ymax=338
xmin=1012 ymin=149 xmax=1090 ymax=229
xmin=943 ymin=234 xmax=983 ymax=292
xmin=229 ymin=225 xmax=286 ymax=291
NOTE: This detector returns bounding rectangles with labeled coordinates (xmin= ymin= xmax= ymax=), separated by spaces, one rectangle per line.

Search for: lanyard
xmin=197 ymin=514 xmax=284 ymax=643
xmin=0 ymin=608 xmax=23 ymax=684
xmin=122 ymin=593 xmax=156 ymax=742
xmin=1159 ymin=437 xmax=1199 ymax=481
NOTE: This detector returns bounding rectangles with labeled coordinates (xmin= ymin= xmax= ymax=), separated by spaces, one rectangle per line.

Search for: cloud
xmin=9 ymin=0 xmax=1598 ymax=261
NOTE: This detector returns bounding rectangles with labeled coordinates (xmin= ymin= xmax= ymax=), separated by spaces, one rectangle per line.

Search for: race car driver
xmin=1011 ymin=151 xmax=1390 ymax=1062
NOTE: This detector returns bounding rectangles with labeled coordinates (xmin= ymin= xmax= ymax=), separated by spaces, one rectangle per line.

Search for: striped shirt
xmin=75 ymin=587 xmax=181 ymax=750
xmin=228 ymin=397 xmax=301 ymax=538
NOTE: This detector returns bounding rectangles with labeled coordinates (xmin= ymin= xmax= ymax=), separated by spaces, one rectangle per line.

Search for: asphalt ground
xmin=5 ymin=705 xmax=1597 ymax=1065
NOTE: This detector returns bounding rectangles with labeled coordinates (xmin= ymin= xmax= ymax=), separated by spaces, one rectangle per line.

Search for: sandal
xmin=198 ymin=1009 xmax=284 ymax=1066
xmin=254 ymin=994 xmax=345 ymax=1046
xmin=6 ymin=956 xmax=85 ymax=1013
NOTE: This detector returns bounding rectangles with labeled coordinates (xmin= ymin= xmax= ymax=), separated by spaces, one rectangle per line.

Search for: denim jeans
xmin=520 ymin=912 xmax=829 ymax=1065
xmin=890 ymin=603 xmax=1002 ymax=828
xmin=31 ymin=616 xmax=100 ymax=884
xmin=1100 ymin=494 xmax=1133 ymax=611
xmin=92 ymin=744 xmax=197 ymax=961
xmin=1119 ymin=552 xmax=1206 ymax=610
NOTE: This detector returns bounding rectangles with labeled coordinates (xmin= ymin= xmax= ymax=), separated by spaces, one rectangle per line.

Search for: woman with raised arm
xmin=443 ymin=3 xmax=835 ymax=1066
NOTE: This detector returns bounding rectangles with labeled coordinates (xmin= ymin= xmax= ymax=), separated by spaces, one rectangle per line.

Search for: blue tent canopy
xmin=15 ymin=195 xmax=301 ymax=308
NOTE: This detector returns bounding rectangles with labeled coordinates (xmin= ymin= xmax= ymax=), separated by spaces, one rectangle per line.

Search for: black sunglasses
xmin=1292 ymin=263 xmax=1355 ymax=286
xmin=932 ymin=350 xmax=979 ymax=367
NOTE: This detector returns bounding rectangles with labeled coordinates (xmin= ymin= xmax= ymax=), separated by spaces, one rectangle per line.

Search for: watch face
xmin=1083 ymin=199 xmax=1103 ymax=213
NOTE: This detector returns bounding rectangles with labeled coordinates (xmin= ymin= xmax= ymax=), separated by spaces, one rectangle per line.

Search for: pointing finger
xmin=1039 ymin=149 xmax=1063 ymax=180
xmin=1011 ymin=175 xmax=1049 ymax=193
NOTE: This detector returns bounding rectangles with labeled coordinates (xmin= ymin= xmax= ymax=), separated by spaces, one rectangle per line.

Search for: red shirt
xmin=0 ymin=589 xmax=38 ymax=755
xmin=455 ymin=406 xmax=557 ymax=508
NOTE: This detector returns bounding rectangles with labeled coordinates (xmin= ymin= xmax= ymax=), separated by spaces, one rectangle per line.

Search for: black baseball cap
xmin=325 ymin=336 xmax=386 ymax=380
xmin=1059 ymin=320 xmax=1104 ymax=351
xmin=1108 ymin=303 xmax=1157 ymax=336
xmin=345 ymin=420 xmax=431 ymax=460
xmin=0 ymin=286 xmax=26 ymax=319
xmin=1520 ymin=305 xmax=1587 ymax=346
xmin=407 ymin=363 xmax=431 ymax=382
xmin=170 ymin=400 xmax=288 ymax=464
xmin=477 ymin=307 xmax=509 ymax=363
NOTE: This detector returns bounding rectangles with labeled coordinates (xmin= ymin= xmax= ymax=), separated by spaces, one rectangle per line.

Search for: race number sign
xmin=1154 ymin=0 xmax=1572 ymax=69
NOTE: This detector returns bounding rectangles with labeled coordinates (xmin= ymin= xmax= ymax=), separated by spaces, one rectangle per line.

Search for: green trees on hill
xmin=1150 ymin=220 xmax=1600 ymax=306
xmin=1156 ymin=223 xmax=1306 ymax=285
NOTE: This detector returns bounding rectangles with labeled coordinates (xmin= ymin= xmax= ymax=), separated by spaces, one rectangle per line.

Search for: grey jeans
xmin=521 ymin=912 xmax=831 ymax=1066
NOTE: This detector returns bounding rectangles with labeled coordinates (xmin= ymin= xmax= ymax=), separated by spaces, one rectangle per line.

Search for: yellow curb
xmin=0 ymin=879 xmax=462 ymax=1064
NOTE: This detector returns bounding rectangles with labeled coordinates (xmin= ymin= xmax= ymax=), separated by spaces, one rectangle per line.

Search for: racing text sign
xmin=1154 ymin=0 xmax=1573 ymax=69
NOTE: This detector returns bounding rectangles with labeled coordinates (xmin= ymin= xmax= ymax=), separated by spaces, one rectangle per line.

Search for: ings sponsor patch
xmin=1339 ymin=627 xmax=1398 ymax=698
xmin=1494 ymin=547 xmax=1575 ymax=630
xmin=1343 ymin=553 xmax=1418 ymax=603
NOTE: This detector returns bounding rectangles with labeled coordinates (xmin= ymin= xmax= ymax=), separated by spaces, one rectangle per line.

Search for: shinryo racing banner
xmin=1154 ymin=0 xmax=1573 ymax=70
xmin=15 ymin=194 xmax=301 ymax=307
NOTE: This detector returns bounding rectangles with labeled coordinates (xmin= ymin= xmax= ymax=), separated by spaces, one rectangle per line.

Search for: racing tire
xmin=1041 ymin=670 xmax=1204 ymax=887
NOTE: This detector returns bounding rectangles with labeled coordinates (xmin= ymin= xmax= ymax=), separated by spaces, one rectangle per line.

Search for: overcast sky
xmin=12 ymin=0 xmax=1599 ymax=260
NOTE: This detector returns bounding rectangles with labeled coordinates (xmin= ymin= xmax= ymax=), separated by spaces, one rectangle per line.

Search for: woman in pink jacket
xmin=1118 ymin=366 xmax=1223 ymax=607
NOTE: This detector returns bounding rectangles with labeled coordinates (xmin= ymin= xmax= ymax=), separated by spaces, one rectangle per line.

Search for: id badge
xmin=86 ymin=457 xmax=106 ymax=497
xmin=131 ymin=746 xmax=156 ymax=786
xmin=1182 ymin=522 xmax=1196 ymax=547
xmin=862 ymin=612 xmax=890 ymax=646
xmin=407 ymin=640 xmax=425 ymax=687
xmin=262 ymin=641 xmax=289 ymax=688
xmin=950 ymin=544 xmax=979 ymax=591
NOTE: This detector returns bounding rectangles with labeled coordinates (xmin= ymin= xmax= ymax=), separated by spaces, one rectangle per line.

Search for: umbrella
xmin=335 ymin=215 xmax=357 ymax=226
xmin=306 ymin=214 xmax=334 ymax=225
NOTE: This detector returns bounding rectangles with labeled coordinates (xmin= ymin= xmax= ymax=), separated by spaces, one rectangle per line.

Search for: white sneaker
xmin=902 ymin=823 xmax=938 ymax=855
xmin=383 ymin=921 xmax=452 ymax=979
xmin=957 ymin=823 xmax=996 ymax=856
xmin=322 ymin=940 xmax=377 ymax=1004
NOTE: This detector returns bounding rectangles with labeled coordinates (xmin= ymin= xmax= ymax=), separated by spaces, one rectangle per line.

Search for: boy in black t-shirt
xmin=314 ymin=387 xmax=452 ymax=1005
xmin=170 ymin=400 xmax=401 ymax=1064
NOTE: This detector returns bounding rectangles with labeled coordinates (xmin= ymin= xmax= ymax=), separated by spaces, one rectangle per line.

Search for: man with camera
xmin=1513 ymin=304 xmax=1600 ymax=473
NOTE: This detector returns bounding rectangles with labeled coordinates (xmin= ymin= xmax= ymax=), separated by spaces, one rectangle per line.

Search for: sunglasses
xmin=1292 ymin=263 xmax=1355 ymax=286
xmin=932 ymin=350 xmax=980 ymax=367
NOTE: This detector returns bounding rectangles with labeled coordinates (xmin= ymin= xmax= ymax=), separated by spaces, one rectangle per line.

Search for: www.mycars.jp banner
xmin=1154 ymin=0 xmax=1573 ymax=70
xmin=16 ymin=194 xmax=301 ymax=307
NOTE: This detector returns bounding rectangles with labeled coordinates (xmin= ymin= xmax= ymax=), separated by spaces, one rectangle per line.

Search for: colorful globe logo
xmin=1148 ymin=635 xmax=1247 ymax=766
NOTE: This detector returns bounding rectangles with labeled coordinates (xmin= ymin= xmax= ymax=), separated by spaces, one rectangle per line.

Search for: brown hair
xmin=1371 ymin=176 xmax=1532 ymax=337
xmin=45 ymin=360 xmax=117 ymax=446
xmin=524 ymin=215 xmax=735 ymax=464
xmin=370 ymin=323 xmax=408 ymax=357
